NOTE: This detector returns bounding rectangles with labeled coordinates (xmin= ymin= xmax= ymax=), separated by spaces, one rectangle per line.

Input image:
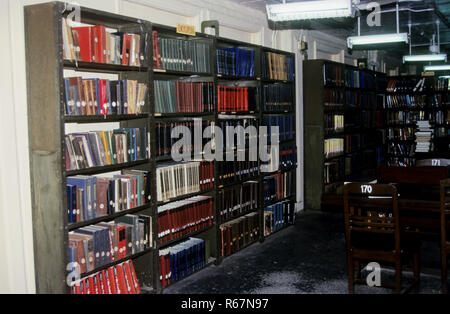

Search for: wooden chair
xmin=440 ymin=179 xmax=450 ymax=293
xmin=344 ymin=183 xmax=421 ymax=294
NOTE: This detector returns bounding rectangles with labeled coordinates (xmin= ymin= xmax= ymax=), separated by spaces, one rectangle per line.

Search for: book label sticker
xmin=176 ymin=23 xmax=196 ymax=36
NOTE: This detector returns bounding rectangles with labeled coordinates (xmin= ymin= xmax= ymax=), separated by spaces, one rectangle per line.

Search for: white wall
xmin=0 ymin=0 xmax=351 ymax=293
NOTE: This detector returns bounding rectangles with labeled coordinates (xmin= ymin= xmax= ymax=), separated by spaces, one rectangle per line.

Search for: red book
xmin=98 ymin=79 xmax=108 ymax=115
xmin=123 ymin=261 xmax=137 ymax=294
xmin=107 ymin=267 xmax=118 ymax=294
xmin=128 ymin=261 xmax=141 ymax=294
xmin=159 ymin=253 xmax=166 ymax=287
xmin=93 ymin=25 xmax=106 ymax=63
xmin=87 ymin=276 xmax=95 ymax=294
xmin=117 ymin=225 xmax=127 ymax=259
xmin=95 ymin=273 xmax=103 ymax=294
xmin=72 ymin=27 xmax=93 ymax=62
xmin=121 ymin=34 xmax=132 ymax=65
xmin=101 ymin=270 xmax=110 ymax=294
xmin=115 ymin=264 xmax=129 ymax=294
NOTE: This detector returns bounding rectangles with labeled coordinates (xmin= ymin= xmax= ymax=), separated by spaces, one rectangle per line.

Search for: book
xmin=264 ymin=200 xmax=295 ymax=235
xmin=263 ymin=170 xmax=294 ymax=205
xmin=217 ymin=86 xmax=256 ymax=112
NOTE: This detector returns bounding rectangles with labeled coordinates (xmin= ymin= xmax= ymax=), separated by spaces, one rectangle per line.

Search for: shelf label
xmin=422 ymin=71 xmax=435 ymax=77
xmin=176 ymin=23 xmax=196 ymax=36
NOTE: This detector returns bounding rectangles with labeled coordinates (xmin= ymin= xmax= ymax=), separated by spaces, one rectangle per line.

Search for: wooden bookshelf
xmin=303 ymin=59 xmax=385 ymax=210
xmin=25 ymin=2 xmax=298 ymax=293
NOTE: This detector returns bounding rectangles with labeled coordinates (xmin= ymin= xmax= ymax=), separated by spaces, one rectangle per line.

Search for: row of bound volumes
xmin=263 ymin=170 xmax=294 ymax=205
xmin=217 ymin=118 xmax=258 ymax=149
xmin=387 ymin=77 xmax=435 ymax=93
xmin=386 ymin=111 xmax=427 ymax=125
xmin=437 ymin=77 xmax=450 ymax=91
xmin=62 ymin=19 xmax=144 ymax=66
xmin=262 ymin=84 xmax=293 ymax=112
xmin=345 ymin=69 xmax=361 ymax=88
xmin=154 ymin=34 xmax=211 ymax=73
xmin=323 ymin=63 xmax=344 ymax=87
xmin=69 ymin=214 xmax=152 ymax=273
xmin=217 ymin=160 xmax=259 ymax=185
xmin=263 ymin=115 xmax=295 ymax=142
xmin=385 ymin=94 xmax=427 ymax=109
xmin=156 ymin=120 xmax=213 ymax=157
xmin=262 ymin=52 xmax=294 ymax=81
xmin=69 ymin=260 xmax=140 ymax=294
xmin=324 ymin=89 xmax=345 ymax=108
xmin=157 ymin=196 xmax=213 ymax=245
xmin=324 ymin=114 xmax=344 ymax=135
xmin=64 ymin=77 xmax=147 ymax=116
xmin=324 ymin=160 xmax=344 ymax=184
xmin=154 ymin=80 xmax=215 ymax=114
xmin=65 ymin=128 xmax=150 ymax=171
xmin=219 ymin=212 xmax=259 ymax=257
xmin=387 ymin=156 xmax=416 ymax=167
xmin=324 ymin=138 xmax=344 ymax=158
xmin=387 ymin=142 xmax=415 ymax=156
xmin=156 ymin=161 xmax=214 ymax=202
xmin=159 ymin=238 xmax=206 ymax=287
xmin=217 ymin=181 xmax=259 ymax=223
xmin=387 ymin=127 xmax=415 ymax=140
xmin=264 ymin=200 xmax=295 ymax=236
xmin=261 ymin=144 xmax=298 ymax=173
xmin=67 ymin=170 xmax=151 ymax=224
xmin=217 ymin=86 xmax=257 ymax=112
xmin=216 ymin=47 xmax=255 ymax=77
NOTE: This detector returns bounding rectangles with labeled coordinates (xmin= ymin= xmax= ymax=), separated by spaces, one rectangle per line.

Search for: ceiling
xmin=230 ymin=0 xmax=450 ymax=63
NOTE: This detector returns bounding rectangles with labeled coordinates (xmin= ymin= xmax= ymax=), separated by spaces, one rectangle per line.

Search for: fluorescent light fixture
xmin=347 ymin=33 xmax=408 ymax=49
xmin=424 ymin=65 xmax=450 ymax=71
xmin=266 ymin=0 xmax=354 ymax=22
xmin=439 ymin=75 xmax=450 ymax=79
xmin=403 ymin=54 xmax=447 ymax=63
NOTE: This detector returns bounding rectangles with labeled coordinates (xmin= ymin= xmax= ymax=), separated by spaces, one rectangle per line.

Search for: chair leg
xmin=395 ymin=261 xmax=402 ymax=294
xmin=347 ymin=255 xmax=354 ymax=294
xmin=442 ymin=253 xmax=447 ymax=294
xmin=413 ymin=251 xmax=420 ymax=294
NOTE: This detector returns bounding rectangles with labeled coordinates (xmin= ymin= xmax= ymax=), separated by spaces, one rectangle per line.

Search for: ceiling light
xmin=403 ymin=54 xmax=447 ymax=63
xmin=347 ymin=33 xmax=408 ymax=49
xmin=424 ymin=65 xmax=450 ymax=71
xmin=266 ymin=0 xmax=354 ymax=22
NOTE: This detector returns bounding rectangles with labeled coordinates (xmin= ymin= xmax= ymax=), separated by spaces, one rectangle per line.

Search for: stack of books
xmin=415 ymin=120 xmax=434 ymax=153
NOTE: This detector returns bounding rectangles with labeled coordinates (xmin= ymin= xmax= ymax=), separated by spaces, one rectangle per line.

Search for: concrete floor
xmin=163 ymin=211 xmax=444 ymax=294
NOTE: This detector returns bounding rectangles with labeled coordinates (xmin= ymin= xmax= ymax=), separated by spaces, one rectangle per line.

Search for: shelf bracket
xmin=201 ymin=20 xmax=219 ymax=37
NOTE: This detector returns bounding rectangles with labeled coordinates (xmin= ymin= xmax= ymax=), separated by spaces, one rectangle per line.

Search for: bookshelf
xmin=25 ymin=2 xmax=154 ymax=294
xmin=25 ymin=1 xmax=298 ymax=293
xmin=382 ymin=75 xmax=450 ymax=167
xmin=303 ymin=59 xmax=385 ymax=210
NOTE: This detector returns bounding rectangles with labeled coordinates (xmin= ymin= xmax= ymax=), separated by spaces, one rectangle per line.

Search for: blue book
xmin=67 ymin=177 xmax=89 ymax=221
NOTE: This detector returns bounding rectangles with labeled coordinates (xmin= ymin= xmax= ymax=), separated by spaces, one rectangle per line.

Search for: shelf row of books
xmin=217 ymin=86 xmax=257 ymax=112
xmin=156 ymin=120 xmax=213 ymax=157
xmin=217 ymin=181 xmax=259 ymax=223
xmin=155 ymin=161 xmax=214 ymax=202
xmin=324 ymin=114 xmax=344 ymax=135
xmin=67 ymin=170 xmax=151 ymax=224
xmin=262 ymin=115 xmax=296 ymax=142
xmin=324 ymin=138 xmax=344 ymax=159
xmin=261 ymin=144 xmax=298 ymax=173
xmin=154 ymin=34 xmax=211 ymax=73
xmin=69 ymin=260 xmax=140 ymax=294
xmin=217 ymin=160 xmax=259 ymax=185
xmin=62 ymin=18 xmax=145 ymax=66
xmin=216 ymin=47 xmax=255 ymax=77
xmin=387 ymin=77 xmax=436 ymax=93
xmin=219 ymin=212 xmax=259 ymax=257
xmin=324 ymin=89 xmax=345 ymax=108
xmin=262 ymin=84 xmax=293 ymax=112
xmin=69 ymin=214 xmax=153 ymax=274
xmin=64 ymin=77 xmax=148 ymax=116
xmin=159 ymin=238 xmax=206 ymax=288
xmin=262 ymin=51 xmax=295 ymax=81
xmin=263 ymin=170 xmax=294 ymax=205
xmin=157 ymin=196 xmax=214 ymax=245
xmin=154 ymin=80 xmax=215 ymax=114
xmin=65 ymin=128 xmax=150 ymax=171
xmin=264 ymin=200 xmax=295 ymax=236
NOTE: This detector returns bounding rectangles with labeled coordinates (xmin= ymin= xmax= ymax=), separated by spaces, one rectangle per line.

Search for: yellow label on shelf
xmin=422 ymin=71 xmax=435 ymax=77
xmin=176 ymin=23 xmax=196 ymax=36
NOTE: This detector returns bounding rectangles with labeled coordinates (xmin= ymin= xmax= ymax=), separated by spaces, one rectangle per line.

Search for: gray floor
xmin=163 ymin=211 xmax=444 ymax=294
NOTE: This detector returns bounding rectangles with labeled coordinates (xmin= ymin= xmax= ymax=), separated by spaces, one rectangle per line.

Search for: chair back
xmin=344 ymin=183 xmax=400 ymax=254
